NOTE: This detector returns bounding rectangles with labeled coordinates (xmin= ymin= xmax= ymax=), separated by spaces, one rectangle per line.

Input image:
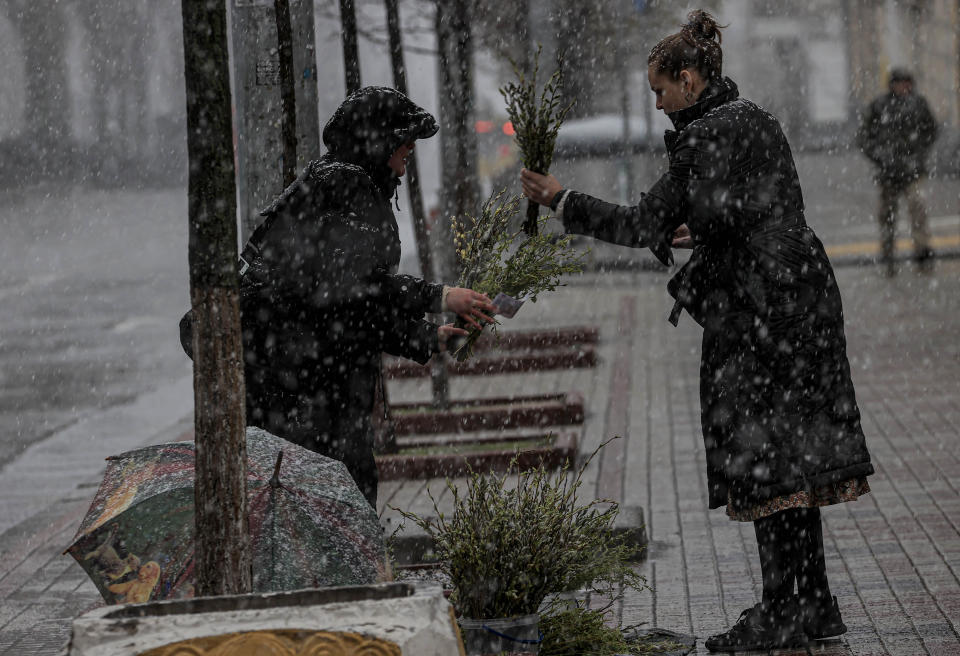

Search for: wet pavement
xmin=0 ymin=186 xmax=192 ymax=471
xmin=381 ymin=256 xmax=960 ymax=656
xmin=1 ymin=162 xmax=959 ymax=654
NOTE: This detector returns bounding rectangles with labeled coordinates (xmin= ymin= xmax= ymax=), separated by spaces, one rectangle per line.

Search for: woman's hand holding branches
xmin=520 ymin=168 xmax=564 ymax=208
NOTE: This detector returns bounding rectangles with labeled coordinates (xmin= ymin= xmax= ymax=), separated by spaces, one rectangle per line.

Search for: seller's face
xmin=648 ymin=65 xmax=692 ymax=115
xmin=388 ymin=142 xmax=416 ymax=176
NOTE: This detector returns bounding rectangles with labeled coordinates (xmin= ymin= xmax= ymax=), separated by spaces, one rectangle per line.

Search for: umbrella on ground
xmin=65 ymin=427 xmax=385 ymax=604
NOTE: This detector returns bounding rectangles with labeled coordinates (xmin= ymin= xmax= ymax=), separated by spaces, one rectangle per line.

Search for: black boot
xmin=800 ymin=594 xmax=846 ymax=639
xmin=795 ymin=508 xmax=846 ymax=639
xmin=915 ymin=247 xmax=935 ymax=273
xmin=706 ymin=510 xmax=812 ymax=651
xmin=705 ymin=599 xmax=807 ymax=652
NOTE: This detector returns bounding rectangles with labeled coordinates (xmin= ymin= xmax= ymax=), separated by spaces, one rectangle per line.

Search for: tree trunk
xmin=434 ymin=0 xmax=457 ymax=285
xmin=371 ymin=359 xmax=397 ymax=454
xmin=180 ymin=0 xmax=251 ymax=597
xmin=385 ymin=0 xmax=433 ymax=281
xmin=434 ymin=0 xmax=478 ymax=282
xmin=434 ymin=0 xmax=480 ymax=409
xmin=339 ymin=0 xmax=361 ymax=94
xmin=274 ymin=0 xmax=298 ymax=187
xmin=384 ymin=0 xmax=435 ymax=429
xmin=450 ymin=0 xmax=479 ymax=223
xmin=385 ymin=0 xmax=448 ymax=412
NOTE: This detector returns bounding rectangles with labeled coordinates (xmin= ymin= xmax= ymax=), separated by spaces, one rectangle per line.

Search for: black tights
xmin=754 ymin=507 xmax=831 ymax=610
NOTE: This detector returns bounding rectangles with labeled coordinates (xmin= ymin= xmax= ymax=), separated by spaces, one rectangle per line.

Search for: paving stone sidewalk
xmin=611 ymin=260 xmax=960 ymax=656
xmin=384 ymin=259 xmax=960 ymax=656
xmin=2 ymin=259 xmax=959 ymax=655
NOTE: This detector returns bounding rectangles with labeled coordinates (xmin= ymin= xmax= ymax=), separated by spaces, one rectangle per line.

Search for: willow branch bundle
xmin=500 ymin=46 xmax=574 ymax=235
xmin=394 ymin=440 xmax=647 ymax=620
xmin=449 ymin=189 xmax=587 ymax=360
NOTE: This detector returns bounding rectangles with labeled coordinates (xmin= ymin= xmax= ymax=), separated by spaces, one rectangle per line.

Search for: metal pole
xmin=230 ymin=0 xmax=320 ymax=241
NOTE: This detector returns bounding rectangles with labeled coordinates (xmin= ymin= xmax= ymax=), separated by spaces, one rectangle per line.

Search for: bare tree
xmin=471 ymin=0 xmax=660 ymax=118
xmin=340 ymin=0 xmax=362 ymax=93
xmin=275 ymin=0 xmax=298 ymax=186
xmin=434 ymin=0 xmax=478 ymax=279
xmin=385 ymin=0 xmax=434 ymax=282
xmin=180 ymin=0 xmax=251 ymax=597
xmin=385 ymin=0 xmax=452 ymax=412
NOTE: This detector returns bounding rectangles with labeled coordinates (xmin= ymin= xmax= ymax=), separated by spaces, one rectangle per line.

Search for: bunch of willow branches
xmin=393 ymin=440 xmax=647 ymax=620
xmin=450 ymin=189 xmax=586 ymax=361
xmin=539 ymin=605 xmax=680 ymax=656
xmin=501 ymin=46 xmax=575 ymax=235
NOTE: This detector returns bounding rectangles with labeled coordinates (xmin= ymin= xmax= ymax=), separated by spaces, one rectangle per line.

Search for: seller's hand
xmin=520 ymin=169 xmax=564 ymax=207
xmin=672 ymin=224 xmax=694 ymax=249
xmin=445 ymin=287 xmax=497 ymax=330
xmin=437 ymin=323 xmax=469 ymax=350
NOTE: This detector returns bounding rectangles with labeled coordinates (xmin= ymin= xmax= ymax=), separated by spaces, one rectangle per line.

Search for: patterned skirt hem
xmin=727 ymin=476 xmax=871 ymax=522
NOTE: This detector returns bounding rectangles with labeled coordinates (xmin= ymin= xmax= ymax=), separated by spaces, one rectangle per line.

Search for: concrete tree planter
xmin=66 ymin=582 xmax=464 ymax=656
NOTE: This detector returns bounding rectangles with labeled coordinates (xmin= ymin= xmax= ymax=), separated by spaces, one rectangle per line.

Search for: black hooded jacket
xmin=856 ymin=90 xmax=938 ymax=189
xmin=559 ymin=78 xmax=873 ymax=511
xmin=240 ymin=87 xmax=441 ymax=480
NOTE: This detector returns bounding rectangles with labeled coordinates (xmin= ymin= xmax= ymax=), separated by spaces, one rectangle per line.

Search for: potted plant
xmin=395 ymin=441 xmax=645 ymax=655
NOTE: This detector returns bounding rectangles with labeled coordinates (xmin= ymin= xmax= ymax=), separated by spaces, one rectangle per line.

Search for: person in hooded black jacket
xmin=242 ymin=87 xmax=495 ymax=508
xmin=522 ymin=10 xmax=872 ymax=653
xmin=856 ymin=68 xmax=938 ymax=275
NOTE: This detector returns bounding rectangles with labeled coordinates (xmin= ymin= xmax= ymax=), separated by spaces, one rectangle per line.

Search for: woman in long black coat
xmin=243 ymin=87 xmax=495 ymax=508
xmin=522 ymin=11 xmax=873 ymax=652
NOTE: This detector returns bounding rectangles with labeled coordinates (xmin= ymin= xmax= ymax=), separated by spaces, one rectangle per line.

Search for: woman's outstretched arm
xmin=521 ymin=125 xmax=724 ymax=265
xmin=521 ymin=168 xmax=679 ymax=266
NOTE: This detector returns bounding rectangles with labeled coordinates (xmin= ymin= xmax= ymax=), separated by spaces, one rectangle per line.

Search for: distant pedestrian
xmin=522 ymin=10 xmax=873 ymax=652
xmin=856 ymin=68 xmax=938 ymax=275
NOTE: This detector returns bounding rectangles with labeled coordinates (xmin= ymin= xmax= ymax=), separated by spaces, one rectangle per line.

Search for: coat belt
xmin=668 ymin=212 xmax=807 ymax=326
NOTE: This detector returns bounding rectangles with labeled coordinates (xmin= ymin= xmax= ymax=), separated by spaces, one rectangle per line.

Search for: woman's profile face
xmin=648 ymin=65 xmax=692 ymax=115
xmin=388 ymin=142 xmax=416 ymax=176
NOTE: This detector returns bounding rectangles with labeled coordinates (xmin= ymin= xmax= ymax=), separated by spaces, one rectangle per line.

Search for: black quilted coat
xmin=242 ymin=87 xmax=442 ymax=505
xmin=560 ymin=77 xmax=873 ymax=512
xmin=856 ymin=90 xmax=938 ymax=190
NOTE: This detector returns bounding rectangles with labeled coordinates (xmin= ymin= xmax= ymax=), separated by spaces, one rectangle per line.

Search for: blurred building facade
xmin=722 ymin=0 xmax=959 ymax=142
xmin=0 ymin=1 xmax=185 ymax=187
xmin=848 ymin=0 xmax=959 ymax=125
xmin=0 ymin=0 xmax=958 ymax=190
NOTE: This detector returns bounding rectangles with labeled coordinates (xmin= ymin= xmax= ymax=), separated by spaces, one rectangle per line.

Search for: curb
xmin=577 ymin=246 xmax=960 ymax=274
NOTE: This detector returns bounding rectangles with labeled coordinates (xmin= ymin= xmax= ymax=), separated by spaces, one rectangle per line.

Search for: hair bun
xmin=684 ymin=9 xmax=722 ymax=44
xmin=650 ymin=8 xmax=725 ymax=81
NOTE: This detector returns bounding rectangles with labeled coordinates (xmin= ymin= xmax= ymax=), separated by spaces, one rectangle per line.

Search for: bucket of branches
xmin=449 ymin=190 xmax=587 ymax=361
xmin=393 ymin=440 xmax=646 ymax=655
xmin=501 ymin=45 xmax=574 ymax=235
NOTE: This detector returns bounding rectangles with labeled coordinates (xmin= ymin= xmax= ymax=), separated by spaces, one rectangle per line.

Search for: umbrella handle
xmin=269 ymin=451 xmax=284 ymax=488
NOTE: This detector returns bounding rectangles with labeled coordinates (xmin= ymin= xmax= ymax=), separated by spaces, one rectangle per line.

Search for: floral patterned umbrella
xmin=65 ymin=427 xmax=385 ymax=604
